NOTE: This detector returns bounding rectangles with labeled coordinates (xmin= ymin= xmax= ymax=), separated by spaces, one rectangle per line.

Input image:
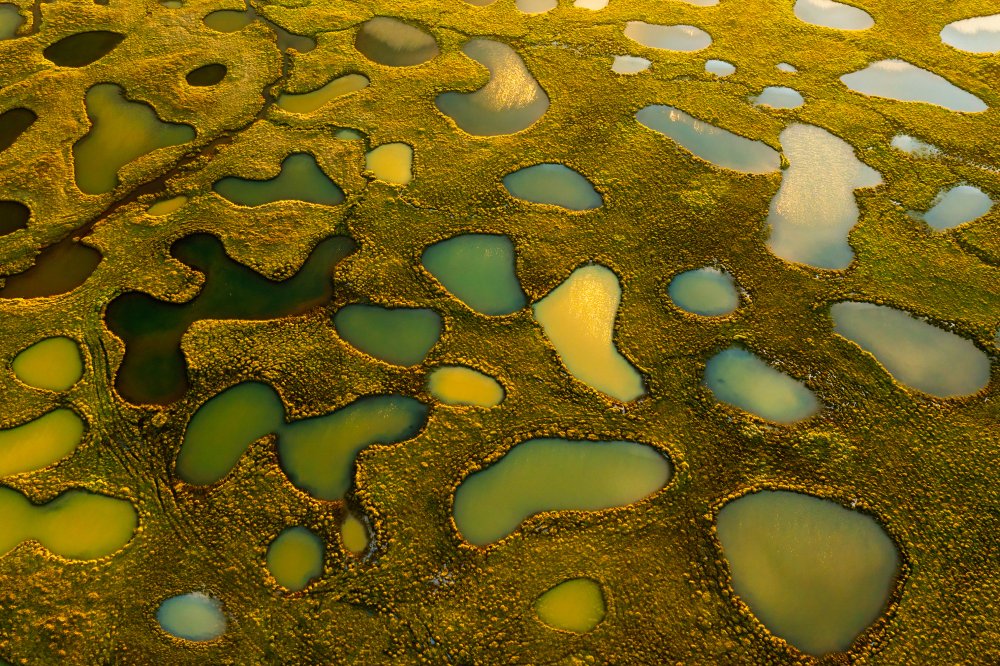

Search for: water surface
xmin=503 ymin=164 xmax=602 ymax=211
xmin=612 ymin=56 xmax=650 ymax=74
xmin=422 ymin=234 xmax=527 ymax=315
xmin=277 ymin=75 xmax=369 ymax=114
xmin=427 ymin=366 xmax=504 ymax=407
xmin=0 ymin=108 xmax=35 ymax=153
xmin=334 ymin=305 xmax=442 ymax=366
xmin=831 ymin=302 xmax=990 ymax=397
xmin=266 ymin=526 xmax=324 ymax=591
xmin=355 ymin=17 xmax=439 ymax=66
xmin=668 ymin=267 xmax=739 ymax=316
xmin=916 ymin=185 xmax=992 ymax=231
xmin=214 ymin=153 xmax=344 ymax=207
xmin=186 ymin=64 xmax=226 ymax=86
xmin=705 ymin=59 xmax=735 ymax=76
xmin=365 ymin=143 xmax=413 ymax=185
xmin=704 ymin=347 xmax=819 ymax=423
xmin=43 ymin=31 xmax=125 ymax=67
xmin=841 ymin=60 xmax=988 ymax=113
xmin=717 ymin=490 xmax=899 ymax=656
xmin=157 ymin=593 xmax=226 ymax=641
xmin=0 ymin=201 xmax=29 ymax=235
xmin=453 ymin=438 xmax=671 ymax=545
xmin=753 ymin=86 xmax=804 ymax=109
xmin=940 ymin=13 xmax=1000 ymax=53
xmin=341 ymin=512 xmax=370 ymax=554
xmin=533 ymin=265 xmax=646 ymax=402
xmin=0 ymin=409 xmax=84 ymax=477
xmin=624 ymin=22 xmax=712 ymax=51
xmin=890 ymin=134 xmax=940 ymax=157
xmin=12 ymin=336 xmax=83 ymax=391
xmin=535 ymin=578 xmax=606 ymax=633
xmin=0 ymin=4 xmax=24 ymax=39
xmin=793 ymin=0 xmax=873 ymax=30
xmin=0 ymin=239 xmax=102 ymax=299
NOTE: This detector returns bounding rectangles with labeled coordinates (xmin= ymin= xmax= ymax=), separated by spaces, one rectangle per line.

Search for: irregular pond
xmin=840 ymin=60 xmax=988 ymax=113
xmin=156 ymin=592 xmax=226 ymax=642
xmin=940 ymin=14 xmax=1000 ymax=54
xmin=624 ymin=22 xmax=712 ymax=51
xmin=43 ymin=31 xmax=125 ymax=67
xmin=753 ymin=86 xmax=804 ymax=109
xmin=532 ymin=265 xmax=646 ymax=402
xmin=891 ymin=134 xmax=940 ymax=158
xmin=421 ymin=233 xmax=527 ymax=315
xmin=705 ymin=59 xmax=735 ymax=76
xmin=535 ymin=578 xmax=606 ymax=633
xmin=636 ymin=105 xmax=781 ymax=174
xmin=186 ymin=63 xmax=227 ymax=86
xmin=612 ymin=56 xmax=650 ymax=74
xmin=0 ymin=409 xmax=84 ymax=477
xmin=767 ymin=123 xmax=882 ymax=269
xmin=12 ymin=336 xmax=83 ymax=392
xmin=365 ymin=143 xmax=413 ymax=185
xmin=831 ymin=301 xmax=990 ymax=397
xmin=277 ymin=75 xmax=369 ymax=114
xmin=341 ymin=512 xmax=370 ymax=554
xmin=0 ymin=201 xmax=29 ymax=235
xmin=0 ymin=108 xmax=36 ymax=153
xmin=355 ymin=17 xmax=439 ymax=66
xmin=204 ymin=7 xmax=315 ymax=52
xmin=147 ymin=195 xmax=188 ymax=216
xmin=176 ymin=381 xmax=428 ymax=500
xmin=704 ymin=347 xmax=820 ymax=423
xmin=73 ymin=84 xmax=195 ymax=195
xmin=266 ymin=526 xmax=324 ymax=591
xmin=106 ymin=233 xmax=355 ymax=404
xmin=915 ymin=185 xmax=992 ymax=231
xmin=213 ymin=153 xmax=344 ymax=207
xmin=0 ymin=487 xmax=137 ymax=559
xmin=0 ymin=4 xmax=24 ymax=39
xmin=436 ymin=39 xmax=549 ymax=136
xmin=502 ymin=164 xmax=602 ymax=211
xmin=716 ymin=490 xmax=900 ymax=656
xmin=427 ymin=366 xmax=504 ymax=407
xmin=668 ymin=267 xmax=739 ymax=316
xmin=793 ymin=0 xmax=873 ymax=31
xmin=0 ymin=238 xmax=102 ymax=299
xmin=334 ymin=305 xmax=442 ymax=366
xmin=453 ymin=438 xmax=672 ymax=545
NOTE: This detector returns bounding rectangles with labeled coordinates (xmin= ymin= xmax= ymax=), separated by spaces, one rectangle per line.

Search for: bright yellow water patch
xmin=72 ymin=84 xmax=195 ymax=195
xmin=427 ymin=366 xmax=504 ymax=407
xmin=147 ymin=195 xmax=188 ymax=216
xmin=0 ymin=487 xmax=137 ymax=559
xmin=535 ymin=578 xmax=606 ymax=633
xmin=0 ymin=409 xmax=84 ymax=476
xmin=716 ymin=490 xmax=899 ymax=656
xmin=532 ymin=265 xmax=645 ymax=402
xmin=365 ymin=143 xmax=413 ymax=185
xmin=277 ymin=74 xmax=370 ymax=114
xmin=341 ymin=513 xmax=370 ymax=554
xmin=12 ymin=336 xmax=84 ymax=392
xmin=266 ymin=526 xmax=324 ymax=591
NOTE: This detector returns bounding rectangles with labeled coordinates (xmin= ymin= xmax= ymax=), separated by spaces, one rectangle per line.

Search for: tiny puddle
xmin=147 ymin=195 xmax=188 ymax=216
xmin=831 ymin=302 xmax=990 ymax=397
xmin=668 ymin=267 xmax=739 ymax=316
xmin=753 ymin=86 xmax=804 ymax=109
xmin=940 ymin=14 xmax=1000 ymax=54
xmin=516 ymin=0 xmax=556 ymax=14
xmin=705 ymin=59 xmax=735 ymax=76
xmin=767 ymin=123 xmax=882 ymax=269
xmin=266 ymin=526 xmax=324 ymax=591
xmin=776 ymin=62 xmax=798 ymax=73
xmin=453 ymin=438 xmax=671 ymax=546
xmin=427 ymin=366 xmax=504 ymax=407
xmin=716 ymin=490 xmax=899 ymax=656
xmin=624 ymin=22 xmax=712 ymax=51
xmin=365 ymin=143 xmax=413 ymax=185
xmin=636 ymin=105 xmax=781 ymax=174
xmin=177 ymin=381 xmax=428 ymax=500
xmin=106 ymin=233 xmax=355 ymax=404
xmin=43 ymin=31 xmax=125 ymax=67
xmin=0 ymin=487 xmax=137 ymax=559
xmin=793 ymin=0 xmax=874 ymax=31
xmin=914 ymin=185 xmax=992 ymax=231
xmin=436 ymin=39 xmax=549 ymax=136
xmin=890 ymin=134 xmax=940 ymax=157
xmin=421 ymin=233 xmax=527 ymax=316
xmin=277 ymin=75 xmax=369 ymax=114
xmin=612 ymin=56 xmax=650 ymax=74
xmin=840 ymin=60 xmax=988 ymax=113
xmin=0 ymin=238 xmax=102 ymax=299
xmin=355 ymin=17 xmax=439 ymax=66
xmin=0 ymin=409 xmax=84 ymax=477
xmin=214 ymin=153 xmax=344 ymax=207
xmin=186 ymin=64 xmax=227 ymax=86
xmin=704 ymin=347 xmax=820 ymax=423
xmin=503 ymin=164 xmax=602 ymax=211
xmin=0 ymin=201 xmax=29 ymax=235
xmin=73 ymin=84 xmax=195 ymax=195
xmin=533 ymin=265 xmax=646 ymax=402
xmin=12 ymin=336 xmax=84 ymax=391
xmin=535 ymin=578 xmax=606 ymax=633
xmin=0 ymin=4 xmax=24 ymax=39
xmin=0 ymin=108 xmax=36 ymax=153
xmin=334 ymin=305 xmax=442 ymax=366
xmin=341 ymin=512 xmax=370 ymax=554
xmin=156 ymin=592 xmax=226 ymax=642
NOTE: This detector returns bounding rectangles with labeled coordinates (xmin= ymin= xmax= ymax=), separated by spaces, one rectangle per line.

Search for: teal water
xmin=334 ymin=305 xmax=442 ymax=366
xmin=502 ymin=164 xmax=603 ymax=211
xmin=422 ymin=234 xmax=527 ymax=315
xmin=214 ymin=153 xmax=345 ymax=207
